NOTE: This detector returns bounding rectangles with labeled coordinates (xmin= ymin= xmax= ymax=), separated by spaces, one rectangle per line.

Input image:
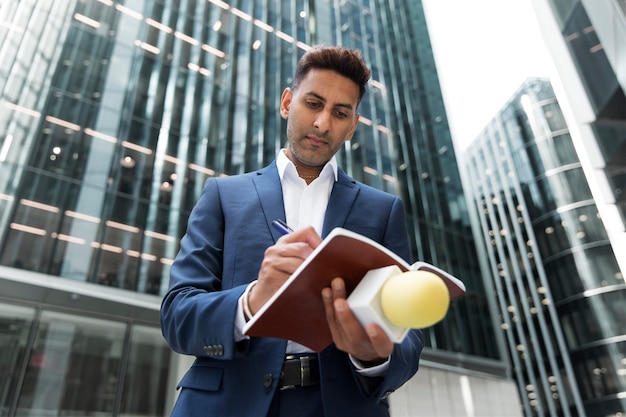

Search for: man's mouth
xmin=306 ymin=135 xmax=326 ymax=146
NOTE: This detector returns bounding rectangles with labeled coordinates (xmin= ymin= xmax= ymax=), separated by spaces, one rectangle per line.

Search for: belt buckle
xmin=299 ymin=355 xmax=311 ymax=387
xmin=280 ymin=355 xmax=311 ymax=391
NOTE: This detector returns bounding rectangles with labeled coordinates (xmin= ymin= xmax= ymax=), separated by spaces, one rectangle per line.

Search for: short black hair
xmin=293 ymin=45 xmax=371 ymax=102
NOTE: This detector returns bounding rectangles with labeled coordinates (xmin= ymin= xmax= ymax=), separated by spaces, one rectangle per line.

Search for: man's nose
xmin=313 ymin=111 xmax=331 ymax=133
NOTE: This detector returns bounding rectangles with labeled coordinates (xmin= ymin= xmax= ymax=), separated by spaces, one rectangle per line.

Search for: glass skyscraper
xmin=530 ymin=0 xmax=625 ymax=274
xmin=464 ymin=77 xmax=625 ymax=417
xmin=0 ymin=0 xmax=514 ymax=415
xmin=529 ymin=0 xmax=626 ymax=414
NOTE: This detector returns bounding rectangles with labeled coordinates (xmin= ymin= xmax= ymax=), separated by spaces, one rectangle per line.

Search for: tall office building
xmin=529 ymin=0 xmax=625 ymax=275
xmin=529 ymin=1 xmax=626 ymax=414
xmin=464 ymin=77 xmax=625 ymax=417
xmin=0 ymin=0 xmax=518 ymax=415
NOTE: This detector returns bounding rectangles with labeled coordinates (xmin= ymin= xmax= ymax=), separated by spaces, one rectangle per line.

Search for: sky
xmin=421 ymin=0 xmax=557 ymax=150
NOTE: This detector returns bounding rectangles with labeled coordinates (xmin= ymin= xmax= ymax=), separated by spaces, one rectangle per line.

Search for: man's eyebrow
xmin=304 ymin=91 xmax=355 ymax=111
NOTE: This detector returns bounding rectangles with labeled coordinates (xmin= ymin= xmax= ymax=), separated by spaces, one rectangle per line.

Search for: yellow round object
xmin=380 ymin=270 xmax=450 ymax=329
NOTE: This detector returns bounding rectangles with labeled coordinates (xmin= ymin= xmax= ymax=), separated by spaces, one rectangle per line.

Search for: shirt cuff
xmin=234 ymin=282 xmax=256 ymax=342
xmin=349 ymin=355 xmax=390 ymax=377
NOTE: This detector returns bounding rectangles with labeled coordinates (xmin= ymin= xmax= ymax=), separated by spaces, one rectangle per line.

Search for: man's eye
xmin=307 ymin=101 xmax=322 ymax=108
xmin=334 ymin=110 xmax=348 ymax=118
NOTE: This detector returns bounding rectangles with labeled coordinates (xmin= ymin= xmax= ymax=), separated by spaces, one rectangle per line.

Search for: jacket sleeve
xmin=160 ymin=178 xmax=254 ymax=359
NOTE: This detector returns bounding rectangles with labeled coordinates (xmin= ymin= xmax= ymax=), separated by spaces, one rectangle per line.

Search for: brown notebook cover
xmin=243 ymin=227 xmax=465 ymax=352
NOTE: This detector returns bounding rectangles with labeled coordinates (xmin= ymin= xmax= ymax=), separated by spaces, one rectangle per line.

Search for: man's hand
xmin=248 ymin=226 xmax=322 ymax=315
xmin=322 ymin=277 xmax=393 ymax=364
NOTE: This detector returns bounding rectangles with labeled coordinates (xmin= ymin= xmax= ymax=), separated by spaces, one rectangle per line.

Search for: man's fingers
xmin=365 ymin=324 xmax=394 ymax=358
xmin=278 ymin=225 xmax=322 ymax=249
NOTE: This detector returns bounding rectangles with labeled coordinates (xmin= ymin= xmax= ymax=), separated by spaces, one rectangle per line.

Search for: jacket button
xmin=263 ymin=374 xmax=273 ymax=387
xmin=202 ymin=344 xmax=224 ymax=356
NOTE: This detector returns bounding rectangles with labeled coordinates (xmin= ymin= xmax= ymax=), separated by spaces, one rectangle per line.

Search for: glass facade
xmin=0 ymin=301 xmax=170 ymax=416
xmin=553 ymin=0 xmax=626 ymax=231
xmin=537 ymin=0 xmax=626 ymax=274
xmin=464 ymin=78 xmax=625 ymax=417
xmin=1 ymin=0 xmax=503 ymax=415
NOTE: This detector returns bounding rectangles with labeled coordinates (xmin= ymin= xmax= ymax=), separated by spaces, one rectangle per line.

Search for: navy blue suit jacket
xmin=161 ymin=161 xmax=423 ymax=417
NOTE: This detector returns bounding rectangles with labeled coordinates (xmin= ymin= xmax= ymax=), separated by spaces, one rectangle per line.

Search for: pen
xmin=272 ymin=219 xmax=294 ymax=235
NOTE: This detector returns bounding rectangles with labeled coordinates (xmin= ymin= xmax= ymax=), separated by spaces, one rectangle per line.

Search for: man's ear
xmin=345 ymin=114 xmax=360 ymax=141
xmin=280 ymin=88 xmax=292 ymax=120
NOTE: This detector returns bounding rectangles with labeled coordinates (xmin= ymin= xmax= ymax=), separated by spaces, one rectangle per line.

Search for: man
xmin=161 ymin=45 xmax=423 ymax=417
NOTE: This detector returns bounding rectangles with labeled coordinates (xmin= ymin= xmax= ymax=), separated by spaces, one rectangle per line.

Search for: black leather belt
xmin=279 ymin=354 xmax=320 ymax=390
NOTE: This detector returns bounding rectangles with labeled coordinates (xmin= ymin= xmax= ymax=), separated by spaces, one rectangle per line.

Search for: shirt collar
xmin=276 ymin=149 xmax=338 ymax=181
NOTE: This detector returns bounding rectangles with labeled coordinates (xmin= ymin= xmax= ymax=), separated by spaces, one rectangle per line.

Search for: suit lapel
xmin=251 ymin=161 xmax=287 ymax=242
xmin=251 ymin=163 xmax=360 ymax=240
xmin=322 ymin=168 xmax=359 ymax=238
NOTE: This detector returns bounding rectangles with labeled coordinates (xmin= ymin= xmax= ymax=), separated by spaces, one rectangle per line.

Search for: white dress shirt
xmin=275 ymin=149 xmax=336 ymax=353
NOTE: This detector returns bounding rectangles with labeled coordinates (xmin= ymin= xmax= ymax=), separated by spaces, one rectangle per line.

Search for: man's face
xmin=280 ymin=68 xmax=361 ymax=170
